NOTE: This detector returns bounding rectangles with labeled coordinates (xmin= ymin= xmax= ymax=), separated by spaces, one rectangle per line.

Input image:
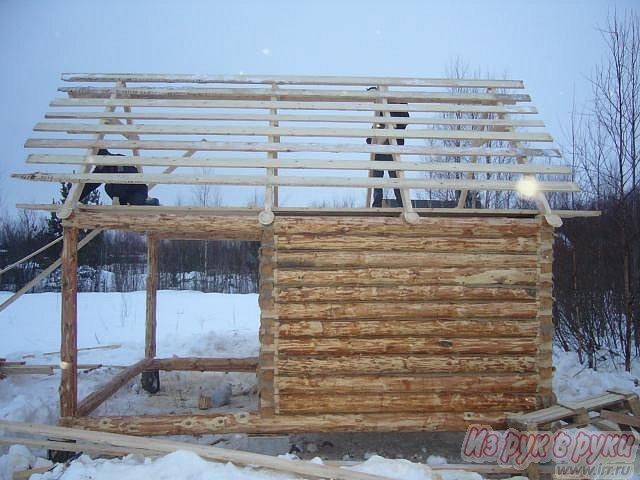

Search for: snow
xmin=1 ymin=291 xmax=639 ymax=480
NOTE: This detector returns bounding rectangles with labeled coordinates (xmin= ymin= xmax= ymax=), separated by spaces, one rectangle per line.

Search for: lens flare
xmin=516 ymin=177 xmax=538 ymax=197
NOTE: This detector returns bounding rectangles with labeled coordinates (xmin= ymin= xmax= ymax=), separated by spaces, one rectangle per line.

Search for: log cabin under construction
xmin=10 ymin=73 xmax=598 ymax=436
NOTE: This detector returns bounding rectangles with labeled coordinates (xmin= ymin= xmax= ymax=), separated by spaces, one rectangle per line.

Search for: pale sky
xmin=0 ymin=0 xmax=637 ymax=212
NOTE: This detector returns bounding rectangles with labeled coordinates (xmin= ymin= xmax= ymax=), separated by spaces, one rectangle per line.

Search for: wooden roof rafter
xmin=13 ymin=73 xmax=587 ymax=227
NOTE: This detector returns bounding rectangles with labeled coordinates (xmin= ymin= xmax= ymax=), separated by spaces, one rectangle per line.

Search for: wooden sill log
xmin=0 ymin=420 xmax=397 ymax=480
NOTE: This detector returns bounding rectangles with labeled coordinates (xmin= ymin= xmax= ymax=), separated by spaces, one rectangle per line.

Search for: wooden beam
xmin=61 ymin=212 xmax=261 ymax=239
xmin=34 ymin=122 xmax=554 ymax=143
xmin=61 ymin=73 xmax=526 ymax=89
xmin=59 ymin=85 xmax=531 ymax=104
xmin=17 ymin=203 xmax=601 ymax=218
xmin=151 ymin=357 xmax=258 ymax=372
xmin=13 ymin=172 xmax=580 ymax=193
xmin=0 ymin=420 xmax=397 ymax=480
xmin=26 ymin=154 xmax=573 ymax=175
xmin=25 ymin=138 xmax=561 ymax=157
xmin=45 ymin=110 xmax=545 ymax=127
xmin=60 ymin=226 xmax=78 ymax=418
xmin=76 ymin=358 xmax=153 ymax=417
xmin=61 ymin=411 xmax=511 ymax=434
xmin=50 ymin=97 xmax=539 ymax=114
xmin=145 ymin=235 xmax=158 ymax=360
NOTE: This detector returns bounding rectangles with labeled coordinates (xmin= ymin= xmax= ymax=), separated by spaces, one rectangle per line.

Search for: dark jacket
xmin=80 ymin=149 xmax=148 ymax=205
xmin=366 ymin=108 xmax=410 ymax=147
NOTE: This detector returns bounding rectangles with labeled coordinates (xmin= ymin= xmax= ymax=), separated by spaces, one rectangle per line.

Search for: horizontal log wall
xmin=261 ymin=215 xmax=550 ymax=428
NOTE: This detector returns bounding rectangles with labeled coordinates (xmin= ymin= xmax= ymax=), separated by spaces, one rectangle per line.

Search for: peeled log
xmin=276 ymin=285 xmax=536 ymax=303
xmin=277 ymin=392 xmax=537 ymax=414
xmin=64 ymin=213 xmax=262 ymax=240
xmin=278 ymin=319 xmax=539 ymax=338
xmin=277 ymin=374 xmax=538 ymax=393
xmin=277 ymin=336 xmax=537 ymax=355
xmin=277 ymin=301 xmax=537 ymax=320
xmin=66 ymin=411 xmax=513 ymax=435
xmin=278 ymin=354 xmax=537 ymax=375
xmin=273 ymin=216 xmax=539 ymax=238
xmin=275 ymin=251 xmax=537 ymax=269
xmin=276 ymin=235 xmax=538 ymax=253
xmin=275 ymin=267 xmax=537 ymax=287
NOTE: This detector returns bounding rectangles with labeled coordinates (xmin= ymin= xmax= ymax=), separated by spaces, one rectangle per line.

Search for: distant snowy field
xmin=1 ymin=291 xmax=638 ymax=480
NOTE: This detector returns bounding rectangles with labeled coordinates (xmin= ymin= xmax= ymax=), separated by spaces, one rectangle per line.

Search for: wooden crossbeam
xmin=13 ymin=172 xmax=580 ymax=192
xmin=61 ymin=73 xmax=526 ymax=89
xmin=50 ymin=98 xmax=539 ymax=114
xmin=60 ymin=86 xmax=531 ymax=104
xmin=44 ymin=110 xmax=546 ymax=127
xmin=34 ymin=122 xmax=554 ymax=142
xmin=26 ymin=154 xmax=573 ymax=174
xmin=76 ymin=358 xmax=153 ymax=417
xmin=25 ymin=138 xmax=562 ymax=157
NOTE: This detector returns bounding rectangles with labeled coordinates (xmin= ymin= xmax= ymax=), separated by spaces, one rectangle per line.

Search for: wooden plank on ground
xmin=0 ymin=420 xmax=394 ymax=480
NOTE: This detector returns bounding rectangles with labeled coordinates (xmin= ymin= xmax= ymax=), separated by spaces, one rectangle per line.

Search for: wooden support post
xmin=60 ymin=227 xmax=78 ymax=418
xmin=142 ymin=235 xmax=160 ymax=394
xmin=145 ymin=235 xmax=158 ymax=359
xmin=378 ymin=86 xmax=419 ymax=224
xmin=258 ymin=229 xmax=276 ymax=416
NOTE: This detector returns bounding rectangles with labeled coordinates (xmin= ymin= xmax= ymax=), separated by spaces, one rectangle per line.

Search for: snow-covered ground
xmin=1 ymin=291 xmax=638 ymax=480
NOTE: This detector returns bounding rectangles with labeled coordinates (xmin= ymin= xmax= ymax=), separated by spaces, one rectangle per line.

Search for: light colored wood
xmin=60 ymin=227 xmax=78 ymax=418
xmin=277 ymin=392 xmax=536 ymax=414
xmin=275 ymin=251 xmax=537 ymax=269
xmin=25 ymin=138 xmax=561 ymax=158
xmin=62 ymin=213 xmax=262 ymax=239
xmin=198 ymin=394 xmax=212 ymax=410
xmin=26 ymin=154 xmax=572 ymax=175
xmin=274 ymin=215 xmax=541 ymax=237
xmin=15 ymin=203 xmax=602 ymax=218
xmin=278 ymin=374 xmax=537 ymax=393
xmin=145 ymin=235 xmax=158 ymax=359
xmin=76 ymin=358 xmax=153 ymax=417
xmin=278 ymin=319 xmax=539 ymax=338
xmin=11 ymin=465 xmax=53 ymax=479
xmin=0 ymin=420 xmax=395 ymax=480
xmin=57 ymin=90 xmax=119 ymax=220
xmin=278 ymin=354 xmax=537 ymax=375
xmin=60 ymin=85 xmax=531 ymax=104
xmin=13 ymin=172 xmax=579 ymax=193
xmin=45 ymin=110 xmax=545 ymax=127
xmin=51 ymin=97 xmax=540 ymax=114
xmin=0 ymin=435 xmax=158 ymax=459
xmin=276 ymin=235 xmax=539 ymax=253
xmin=258 ymin=232 xmax=277 ymax=416
xmin=35 ymin=121 xmax=554 ymax=143
xmin=276 ymin=301 xmax=537 ymax=320
xmin=151 ymin=357 xmax=258 ymax=372
xmin=278 ymin=336 xmax=537 ymax=355
xmin=64 ymin=411 xmax=512 ymax=434
xmin=276 ymin=284 xmax=536 ymax=302
xmin=61 ymin=73 xmax=526 ymax=88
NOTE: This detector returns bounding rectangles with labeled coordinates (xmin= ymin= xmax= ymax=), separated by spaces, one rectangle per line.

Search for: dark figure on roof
xmin=365 ymin=87 xmax=409 ymax=208
xmin=79 ymin=149 xmax=159 ymax=206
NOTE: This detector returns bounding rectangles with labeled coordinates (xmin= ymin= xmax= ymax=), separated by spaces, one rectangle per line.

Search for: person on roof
xmin=80 ymin=149 xmax=159 ymax=206
xmin=365 ymin=87 xmax=410 ymax=208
